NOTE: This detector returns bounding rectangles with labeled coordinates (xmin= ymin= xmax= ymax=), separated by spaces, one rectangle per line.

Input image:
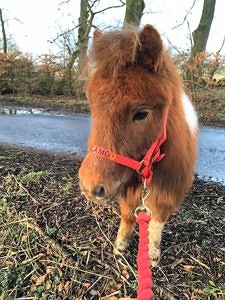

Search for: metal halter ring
xmin=134 ymin=205 xmax=152 ymax=217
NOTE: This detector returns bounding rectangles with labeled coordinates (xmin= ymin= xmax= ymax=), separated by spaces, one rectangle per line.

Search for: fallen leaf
xmin=171 ymin=258 xmax=184 ymax=269
xmin=183 ymin=265 xmax=194 ymax=271
xmin=64 ymin=281 xmax=70 ymax=291
xmin=4 ymin=260 xmax=13 ymax=266
xmin=83 ymin=282 xmax=90 ymax=288
xmin=36 ymin=274 xmax=46 ymax=285
xmin=122 ymin=269 xmax=129 ymax=279
xmin=57 ymin=283 xmax=64 ymax=292
xmin=46 ymin=244 xmax=52 ymax=256
xmin=21 ymin=234 xmax=27 ymax=243
xmin=46 ymin=280 xmax=51 ymax=290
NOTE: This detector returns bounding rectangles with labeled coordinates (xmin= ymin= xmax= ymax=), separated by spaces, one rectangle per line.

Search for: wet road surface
xmin=0 ymin=108 xmax=90 ymax=155
xmin=196 ymin=126 xmax=225 ymax=183
xmin=0 ymin=107 xmax=224 ymax=183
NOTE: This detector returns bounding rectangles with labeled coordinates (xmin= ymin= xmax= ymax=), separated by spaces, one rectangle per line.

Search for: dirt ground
xmin=0 ymin=144 xmax=225 ymax=300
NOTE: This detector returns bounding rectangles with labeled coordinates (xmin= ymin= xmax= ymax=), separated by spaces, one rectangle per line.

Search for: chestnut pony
xmin=79 ymin=25 xmax=198 ymax=266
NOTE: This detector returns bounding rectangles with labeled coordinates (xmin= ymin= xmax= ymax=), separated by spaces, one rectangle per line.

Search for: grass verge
xmin=0 ymin=95 xmax=89 ymax=114
xmin=191 ymin=87 xmax=225 ymax=126
xmin=0 ymin=85 xmax=225 ymax=126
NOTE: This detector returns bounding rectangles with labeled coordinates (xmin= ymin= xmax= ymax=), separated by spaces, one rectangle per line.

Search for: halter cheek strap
xmin=89 ymin=105 xmax=169 ymax=185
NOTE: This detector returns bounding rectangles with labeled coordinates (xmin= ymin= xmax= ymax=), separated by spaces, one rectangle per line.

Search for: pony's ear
xmin=93 ymin=29 xmax=102 ymax=43
xmin=137 ymin=25 xmax=163 ymax=72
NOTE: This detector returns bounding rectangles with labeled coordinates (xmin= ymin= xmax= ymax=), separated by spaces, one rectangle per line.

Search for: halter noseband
xmin=88 ymin=105 xmax=169 ymax=185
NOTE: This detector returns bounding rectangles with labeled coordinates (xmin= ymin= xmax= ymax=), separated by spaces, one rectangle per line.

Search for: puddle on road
xmin=0 ymin=106 xmax=44 ymax=115
xmin=0 ymin=106 xmax=72 ymax=117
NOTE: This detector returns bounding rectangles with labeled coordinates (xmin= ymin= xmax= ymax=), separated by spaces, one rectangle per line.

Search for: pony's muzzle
xmin=79 ymin=177 xmax=121 ymax=202
xmin=78 ymin=154 xmax=123 ymax=202
xmin=79 ymin=179 xmax=107 ymax=201
xmin=91 ymin=184 xmax=106 ymax=199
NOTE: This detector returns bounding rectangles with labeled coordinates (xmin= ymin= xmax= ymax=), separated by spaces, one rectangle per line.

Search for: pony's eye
xmin=133 ymin=110 xmax=149 ymax=121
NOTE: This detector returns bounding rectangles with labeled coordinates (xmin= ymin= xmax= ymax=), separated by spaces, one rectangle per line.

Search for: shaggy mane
xmin=90 ymin=28 xmax=140 ymax=77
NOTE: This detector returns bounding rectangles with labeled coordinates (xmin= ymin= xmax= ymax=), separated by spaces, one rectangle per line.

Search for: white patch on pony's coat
xmin=182 ymin=92 xmax=198 ymax=134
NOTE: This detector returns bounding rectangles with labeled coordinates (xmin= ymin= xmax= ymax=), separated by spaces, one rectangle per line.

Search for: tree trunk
xmin=191 ymin=0 xmax=216 ymax=56
xmin=64 ymin=49 xmax=79 ymax=95
xmin=77 ymin=0 xmax=89 ymax=71
xmin=208 ymin=55 xmax=220 ymax=80
xmin=62 ymin=0 xmax=89 ymax=92
xmin=123 ymin=0 xmax=145 ymax=28
xmin=185 ymin=0 xmax=216 ymax=85
xmin=0 ymin=8 xmax=7 ymax=53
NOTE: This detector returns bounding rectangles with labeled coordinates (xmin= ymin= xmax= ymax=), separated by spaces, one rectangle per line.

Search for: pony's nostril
xmin=92 ymin=185 xmax=106 ymax=198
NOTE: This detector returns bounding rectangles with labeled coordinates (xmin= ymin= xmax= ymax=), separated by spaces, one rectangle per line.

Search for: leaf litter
xmin=0 ymin=144 xmax=224 ymax=299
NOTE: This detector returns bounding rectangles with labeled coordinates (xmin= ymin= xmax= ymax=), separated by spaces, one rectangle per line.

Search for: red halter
xmin=89 ymin=106 xmax=169 ymax=184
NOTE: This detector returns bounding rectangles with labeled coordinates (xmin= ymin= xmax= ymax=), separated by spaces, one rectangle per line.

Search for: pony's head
xmin=79 ymin=25 xmax=177 ymax=202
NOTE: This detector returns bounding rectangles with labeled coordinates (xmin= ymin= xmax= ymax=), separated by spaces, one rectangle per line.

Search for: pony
xmin=79 ymin=25 xmax=198 ymax=266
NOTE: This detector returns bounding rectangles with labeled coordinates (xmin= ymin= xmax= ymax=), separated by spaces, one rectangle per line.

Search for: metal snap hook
xmin=134 ymin=180 xmax=152 ymax=217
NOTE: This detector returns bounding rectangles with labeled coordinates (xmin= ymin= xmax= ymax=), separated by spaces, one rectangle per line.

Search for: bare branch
xmin=90 ymin=0 xmax=100 ymax=8
xmin=91 ymin=24 xmax=99 ymax=30
xmin=59 ymin=0 xmax=71 ymax=6
xmin=166 ymin=37 xmax=182 ymax=55
xmin=187 ymin=20 xmax=193 ymax=50
xmin=171 ymin=0 xmax=197 ymax=30
xmin=93 ymin=1 xmax=125 ymax=15
xmin=4 ymin=17 xmax=23 ymax=25
xmin=49 ymin=21 xmax=87 ymax=44
xmin=217 ymin=33 xmax=225 ymax=54
xmin=51 ymin=0 xmax=125 ymax=44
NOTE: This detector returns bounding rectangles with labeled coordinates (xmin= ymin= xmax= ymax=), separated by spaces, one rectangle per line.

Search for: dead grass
xmin=190 ymin=86 xmax=225 ymax=126
xmin=0 ymin=145 xmax=225 ymax=299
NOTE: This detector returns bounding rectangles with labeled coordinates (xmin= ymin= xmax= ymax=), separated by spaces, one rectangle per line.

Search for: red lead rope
xmin=136 ymin=212 xmax=154 ymax=300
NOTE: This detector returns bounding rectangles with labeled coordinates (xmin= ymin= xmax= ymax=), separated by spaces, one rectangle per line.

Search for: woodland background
xmin=1 ymin=0 xmax=225 ymax=124
xmin=0 ymin=1 xmax=224 ymax=99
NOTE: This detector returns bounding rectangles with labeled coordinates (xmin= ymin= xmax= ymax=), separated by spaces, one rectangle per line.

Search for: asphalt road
xmin=0 ymin=107 xmax=224 ymax=183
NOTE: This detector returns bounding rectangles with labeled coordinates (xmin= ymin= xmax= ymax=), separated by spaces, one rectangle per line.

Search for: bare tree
xmin=0 ymin=8 xmax=7 ymax=53
xmin=208 ymin=35 xmax=225 ymax=79
xmin=123 ymin=0 xmax=145 ymax=28
xmin=77 ymin=0 xmax=89 ymax=70
xmin=185 ymin=0 xmax=217 ymax=83
xmin=191 ymin=0 xmax=216 ymax=57
xmin=77 ymin=0 xmax=125 ymax=71
xmin=52 ymin=0 xmax=125 ymax=74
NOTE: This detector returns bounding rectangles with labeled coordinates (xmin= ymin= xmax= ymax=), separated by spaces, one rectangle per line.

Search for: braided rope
xmin=136 ymin=212 xmax=154 ymax=300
